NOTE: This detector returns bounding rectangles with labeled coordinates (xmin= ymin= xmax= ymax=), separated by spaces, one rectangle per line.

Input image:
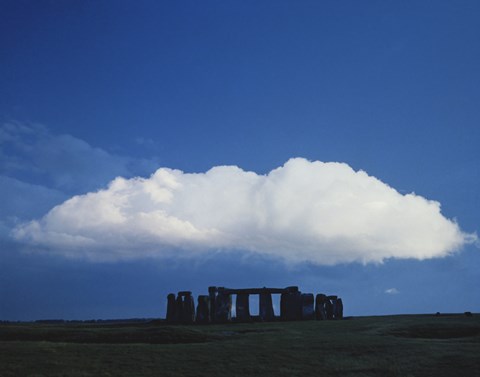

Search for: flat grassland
xmin=1 ymin=314 xmax=479 ymax=376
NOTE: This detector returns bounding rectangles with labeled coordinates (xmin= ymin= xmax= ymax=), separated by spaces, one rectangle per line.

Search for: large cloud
xmin=0 ymin=121 xmax=159 ymax=244
xmin=0 ymin=175 xmax=67 ymax=237
xmin=13 ymin=158 xmax=476 ymax=264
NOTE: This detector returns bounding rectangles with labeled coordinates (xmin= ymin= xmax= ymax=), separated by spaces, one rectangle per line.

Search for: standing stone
xmin=208 ymin=286 xmax=217 ymax=323
xmin=301 ymin=293 xmax=315 ymax=320
xmin=236 ymin=293 xmax=250 ymax=322
xmin=325 ymin=298 xmax=334 ymax=320
xmin=315 ymin=294 xmax=326 ymax=320
xmin=166 ymin=293 xmax=177 ymax=323
xmin=335 ymin=298 xmax=343 ymax=319
xmin=184 ymin=293 xmax=195 ymax=324
xmin=259 ymin=292 xmax=275 ymax=321
xmin=175 ymin=291 xmax=195 ymax=324
xmin=327 ymin=295 xmax=337 ymax=320
xmin=215 ymin=291 xmax=232 ymax=323
xmin=280 ymin=293 xmax=288 ymax=320
xmin=331 ymin=299 xmax=337 ymax=319
xmin=196 ymin=295 xmax=210 ymax=324
xmin=281 ymin=291 xmax=302 ymax=320
xmin=281 ymin=285 xmax=299 ymax=318
xmin=176 ymin=294 xmax=185 ymax=323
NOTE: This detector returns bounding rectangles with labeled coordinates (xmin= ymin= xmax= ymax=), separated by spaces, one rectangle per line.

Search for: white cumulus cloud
xmin=12 ymin=158 xmax=476 ymax=264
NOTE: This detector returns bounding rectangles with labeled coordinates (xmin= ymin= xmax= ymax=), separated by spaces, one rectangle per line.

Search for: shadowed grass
xmin=0 ymin=322 xmax=218 ymax=344
xmin=1 ymin=314 xmax=479 ymax=376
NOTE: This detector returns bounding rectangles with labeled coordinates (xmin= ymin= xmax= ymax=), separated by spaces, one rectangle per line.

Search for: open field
xmin=1 ymin=314 xmax=479 ymax=377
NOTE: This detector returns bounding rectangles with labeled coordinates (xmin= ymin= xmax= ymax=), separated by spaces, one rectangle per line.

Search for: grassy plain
xmin=1 ymin=314 xmax=479 ymax=377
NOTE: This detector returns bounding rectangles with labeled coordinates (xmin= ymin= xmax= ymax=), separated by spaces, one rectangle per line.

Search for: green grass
xmin=1 ymin=314 xmax=479 ymax=376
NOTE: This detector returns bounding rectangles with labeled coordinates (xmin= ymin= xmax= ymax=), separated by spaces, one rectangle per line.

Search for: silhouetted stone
xmin=465 ymin=311 xmax=473 ymax=317
xmin=184 ymin=293 xmax=195 ymax=324
xmin=325 ymin=298 xmax=334 ymax=320
xmin=280 ymin=293 xmax=287 ymax=320
xmin=281 ymin=291 xmax=302 ymax=320
xmin=259 ymin=291 xmax=275 ymax=321
xmin=195 ymin=295 xmax=210 ymax=324
xmin=166 ymin=293 xmax=177 ymax=323
xmin=215 ymin=291 xmax=232 ymax=323
xmin=175 ymin=291 xmax=195 ymax=324
xmin=335 ymin=298 xmax=343 ymax=319
xmin=208 ymin=286 xmax=217 ymax=322
xmin=331 ymin=298 xmax=338 ymax=319
xmin=176 ymin=295 xmax=184 ymax=323
xmin=236 ymin=293 xmax=250 ymax=322
xmin=315 ymin=294 xmax=327 ymax=320
xmin=326 ymin=295 xmax=338 ymax=319
xmin=301 ymin=293 xmax=315 ymax=320
xmin=281 ymin=287 xmax=302 ymax=320
xmin=166 ymin=286 xmax=343 ymax=324
xmin=285 ymin=286 xmax=299 ymax=293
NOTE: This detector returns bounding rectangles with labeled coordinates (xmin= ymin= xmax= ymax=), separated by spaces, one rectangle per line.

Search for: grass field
xmin=1 ymin=314 xmax=479 ymax=376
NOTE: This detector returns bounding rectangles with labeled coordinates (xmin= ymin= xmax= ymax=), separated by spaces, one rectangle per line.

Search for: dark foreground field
xmin=1 ymin=314 xmax=479 ymax=377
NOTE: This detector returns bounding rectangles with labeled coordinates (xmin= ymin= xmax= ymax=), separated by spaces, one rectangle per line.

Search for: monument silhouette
xmin=166 ymin=286 xmax=343 ymax=324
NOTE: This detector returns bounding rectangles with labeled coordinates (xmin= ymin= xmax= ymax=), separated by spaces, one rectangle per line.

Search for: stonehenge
xmin=236 ymin=293 xmax=250 ymax=322
xmin=174 ymin=291 xmax=195 ymax=324
xmin=315 ymin=294 xmax=328 ymax=320
xmin=166 ymin=293 xmax=177 ymax=323
xmin=214 ymin=290 xmax=232 ymax=323
xmin=259 ymin=291 xmax=275 ymax=321
xmin=301 ymin=293 xmax=315 ymax=320
xmin=166 ymin=286 xmax=343 ymax=324
xmin=195 ymin=295 xmax=210 ymax=324
xmin=281 ymin=289 xmax=302 ymax=320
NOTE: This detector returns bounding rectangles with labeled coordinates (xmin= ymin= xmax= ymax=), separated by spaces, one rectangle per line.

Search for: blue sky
xmin=1 ymin=1 xmax=479 ymax=320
